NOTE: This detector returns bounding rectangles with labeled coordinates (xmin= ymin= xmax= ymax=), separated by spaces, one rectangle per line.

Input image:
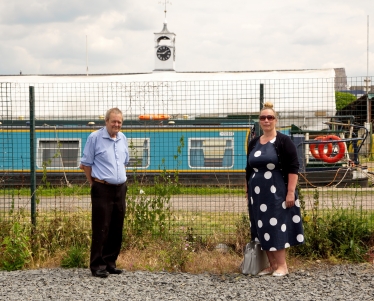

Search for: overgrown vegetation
xmin=0 ymin=185 xmax=245 ymax=197
xmin=291 ymin=187 xmax=374 ymax=262
xmin=61 ymin=245 xmax=89 ymax=268
xmin=1 ymin=136 xmax=374 ymax=272
xmin=1 ymin=194 xmax=374 ymax=272
xmin=0 ymin=221 xmax=31 ymax=271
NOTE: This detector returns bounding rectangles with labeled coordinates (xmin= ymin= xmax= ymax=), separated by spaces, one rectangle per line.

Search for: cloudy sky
xmin=0 ymin=0 xmax=373 ymax=77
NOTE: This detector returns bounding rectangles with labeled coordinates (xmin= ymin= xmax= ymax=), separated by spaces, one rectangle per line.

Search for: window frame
xmin=188 ymin=137 xmax=234 ymax=169
xmin=36 ymin=138 xmax=81 ymax=169
xmin=127 ymin=137 xmax=150 ymax=169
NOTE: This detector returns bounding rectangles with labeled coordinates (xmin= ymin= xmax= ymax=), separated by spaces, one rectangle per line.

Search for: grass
xmin=170 ymin=211 xmax=242 ymax=236
xmin=0 ymin=185 xmax=246 ymax=197
xmin=1 ymin=180 xmax=374 ymax=272
xmin=3 ymin=183 xmax=373 ymax=199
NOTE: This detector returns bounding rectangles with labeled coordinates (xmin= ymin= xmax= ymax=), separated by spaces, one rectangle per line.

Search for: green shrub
xmin=157 ymin=238 xmax=192 ymax=272
xmin=292 ymin=188 xmax=373 ymax=262
xmin=0 ymin=222 xmax=32 ymax=271
xmin=335 ymin=91 xmax=356 ymax=110
xmin=61 ymin=245 xmax=89 ymax=268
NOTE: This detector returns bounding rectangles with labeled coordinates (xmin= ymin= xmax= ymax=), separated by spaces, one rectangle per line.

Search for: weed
xmin=0 ymin=222 xmax=32 ymax=271
xmin=61 ymin=245 xmax=89 ymax=268
xmin=124 ymin=136 xmax=184 ymax=242
xmin=157 ymin=238 xmax=192 ymax=272
xmin=293 ymin=188 xmax=373 ymax=262
xmin=234 ymin=213 xmax=250 ymax=253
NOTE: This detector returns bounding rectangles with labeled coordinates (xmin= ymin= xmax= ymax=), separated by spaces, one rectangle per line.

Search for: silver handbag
xmin=240 ymin=241 xmax=270 ymax=275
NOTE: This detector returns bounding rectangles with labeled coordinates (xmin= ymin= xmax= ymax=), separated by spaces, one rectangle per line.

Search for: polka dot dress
xmin=248 ymin=137 xmax=304 ymax=251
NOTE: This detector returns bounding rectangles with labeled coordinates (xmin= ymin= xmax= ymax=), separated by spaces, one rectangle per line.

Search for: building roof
xmin=336 ymin=93 xmax=374 ymax=125
xmin=0 ymin=68 xmax=338 ymax=121
xmin=155 ymin=22 xmax=175 ymax=35
xmin=0 ymin=68 xmax=337 ymax=81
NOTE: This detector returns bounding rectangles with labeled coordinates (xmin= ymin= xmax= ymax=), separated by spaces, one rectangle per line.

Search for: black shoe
xmin=92 ymin=269 xmax=109 ymax=278
xmin=106 ymin=267 xmax=123 ymax=274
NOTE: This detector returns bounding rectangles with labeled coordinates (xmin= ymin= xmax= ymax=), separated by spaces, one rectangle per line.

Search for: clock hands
xmin=157 ymin=46 xmax=171 ymax=60
xmin=158 ymin=49 xmax=170 ymax=55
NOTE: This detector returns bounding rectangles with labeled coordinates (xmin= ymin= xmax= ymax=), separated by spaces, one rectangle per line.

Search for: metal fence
xmin=0 ymin=74 xmax=373 ymax=239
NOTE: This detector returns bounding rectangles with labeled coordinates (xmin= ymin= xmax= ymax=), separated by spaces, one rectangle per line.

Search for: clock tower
xmin=154 ymin=20 xmax=176 ymax=72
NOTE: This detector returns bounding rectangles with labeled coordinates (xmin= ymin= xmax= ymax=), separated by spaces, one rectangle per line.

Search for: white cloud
xmin=0 ymin=0 xmax=373 ymax=76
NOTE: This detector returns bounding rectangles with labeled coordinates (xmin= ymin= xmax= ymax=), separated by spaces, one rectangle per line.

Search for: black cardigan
xmin=245 ymin=132 xmax=299 ymax=191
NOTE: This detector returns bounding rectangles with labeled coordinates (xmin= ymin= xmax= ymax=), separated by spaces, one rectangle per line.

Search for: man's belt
xmin=92 ymin=177 xmax=124 ymax=186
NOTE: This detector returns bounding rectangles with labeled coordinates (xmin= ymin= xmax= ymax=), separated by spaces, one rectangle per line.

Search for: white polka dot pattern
xmin=267 ymin=163 xmax=275 ymax=170
xmin=285 ymin=243 xmax=290 ymax=248
xmin=260 ymin=204 xmax=267 ymax=212
xmin=264 ymin=233 xmax=270 ymax=241
xmin=297 ymin=234 xmax=304 ymax=242
xmin=254 ymin=186 xmax=260 ymax=194
xmin=282 ymin=201 xmax=286 ymax=209
xmin=264 ymin=171 xmax=272 ymax=179
xmin=281 ymin=224 xmax=287 ymax=232
xmin=292 ymin=215 xmax=301 ymax=223
xmin=269 ymin=247 xmax=277 ymax=251
xmin=269 ymin=218 xmax=277 ymax=226
xmin=258 ymin=220 xmax=263 ymax=228
xmin=295 ymin=199 xmax=300 ymax=207
xmin=270 ymin=185 xmax=276 ymax=193
xmin=254 ymin=151 xmax=261 ymax=157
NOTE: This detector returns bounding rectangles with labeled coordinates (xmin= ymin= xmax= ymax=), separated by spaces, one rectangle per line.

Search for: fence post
xmin=29 ymin=86 xmax=36 ymax=227
xmin=258 ymin=83 xmax=264 ymax=136
xmin=260 ymin=83 xmax=264 ymax=108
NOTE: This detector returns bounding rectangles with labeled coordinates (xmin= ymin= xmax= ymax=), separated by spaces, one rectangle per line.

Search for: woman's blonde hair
xmin=260 ymin=102 xmax=277 ymax=117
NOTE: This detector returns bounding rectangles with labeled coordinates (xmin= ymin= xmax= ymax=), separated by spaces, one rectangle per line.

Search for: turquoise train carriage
xmin=0 ymin=117 xmax=254 ymax=186
xmin=0 ymin=116 xmax=370 ymax=188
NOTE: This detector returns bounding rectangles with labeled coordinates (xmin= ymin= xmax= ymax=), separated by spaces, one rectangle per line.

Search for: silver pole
xmin=86 ymin=35 xmax=89 ymax=76
xmin=366 ymin=16 xmax=370 ymax=123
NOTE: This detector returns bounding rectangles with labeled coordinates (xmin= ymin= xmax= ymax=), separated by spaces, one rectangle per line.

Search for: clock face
xmin=157 ymin=46 xmax=171 ymax=61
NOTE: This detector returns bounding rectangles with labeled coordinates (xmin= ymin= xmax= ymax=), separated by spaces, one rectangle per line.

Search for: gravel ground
xmin=1 ymin=264 xmax=373 ymax=301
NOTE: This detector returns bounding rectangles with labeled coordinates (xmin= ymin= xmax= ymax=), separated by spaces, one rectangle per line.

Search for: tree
xmin=335 ymin=92 xmax=357 ymax=110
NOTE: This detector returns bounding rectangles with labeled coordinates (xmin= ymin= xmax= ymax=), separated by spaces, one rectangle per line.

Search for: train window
xmin=127 ymin=138 xmax=149 ymax=169
xmin=189 ymin=138 xmax=234 ymax=168
xmin=37 ymin=139 xmax=81 ymax=168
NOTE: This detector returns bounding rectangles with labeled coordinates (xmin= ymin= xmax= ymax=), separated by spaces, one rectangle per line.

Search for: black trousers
xmin=90 ymin=181 xmax=127 ymax=273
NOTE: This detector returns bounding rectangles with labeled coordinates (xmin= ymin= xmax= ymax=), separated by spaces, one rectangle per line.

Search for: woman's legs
xmin=268 ymin=249 xmax=288 ymax=274
xmin=259 ymin=249 xmax=288 ymax=275
xmin=258 ymin=250 xmax=278 ymax=274
xmin=265 ymin=251 xmax=278 ymax=271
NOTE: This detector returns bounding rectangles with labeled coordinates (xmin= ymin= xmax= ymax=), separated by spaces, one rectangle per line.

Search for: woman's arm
xmin=285 ymin=173 xmax=298 ymax=208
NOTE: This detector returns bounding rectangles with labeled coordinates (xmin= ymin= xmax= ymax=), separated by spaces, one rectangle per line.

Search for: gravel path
xmin=1 ymin=264 xmax=373 ymax=300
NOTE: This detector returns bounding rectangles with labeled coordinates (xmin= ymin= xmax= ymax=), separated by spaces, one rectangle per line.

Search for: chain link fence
xmin=0 ymin=74 xmax=373 ymax=238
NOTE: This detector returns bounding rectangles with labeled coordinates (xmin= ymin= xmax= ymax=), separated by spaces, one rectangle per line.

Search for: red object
xmin=310 ymin=136 xmax=333 ymax=159
xmin=317 ymin=135 xmax=345 ymax=163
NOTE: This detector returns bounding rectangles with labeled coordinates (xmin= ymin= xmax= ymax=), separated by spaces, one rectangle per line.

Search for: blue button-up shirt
xmin=80 ymin=127 xmax=130 ymax=185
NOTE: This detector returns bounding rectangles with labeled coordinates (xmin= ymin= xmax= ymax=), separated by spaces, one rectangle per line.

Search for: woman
xmin=245 ymin=102 xmax=304 ymax=277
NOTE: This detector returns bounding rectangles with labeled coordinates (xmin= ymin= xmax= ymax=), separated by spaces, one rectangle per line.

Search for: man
xmin=80 ymin=107 xmax=129 ymax=278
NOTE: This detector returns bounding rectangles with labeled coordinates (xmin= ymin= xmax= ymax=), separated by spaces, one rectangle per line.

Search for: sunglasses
xmin=259 ymin=115 xmax=276 ymax=121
